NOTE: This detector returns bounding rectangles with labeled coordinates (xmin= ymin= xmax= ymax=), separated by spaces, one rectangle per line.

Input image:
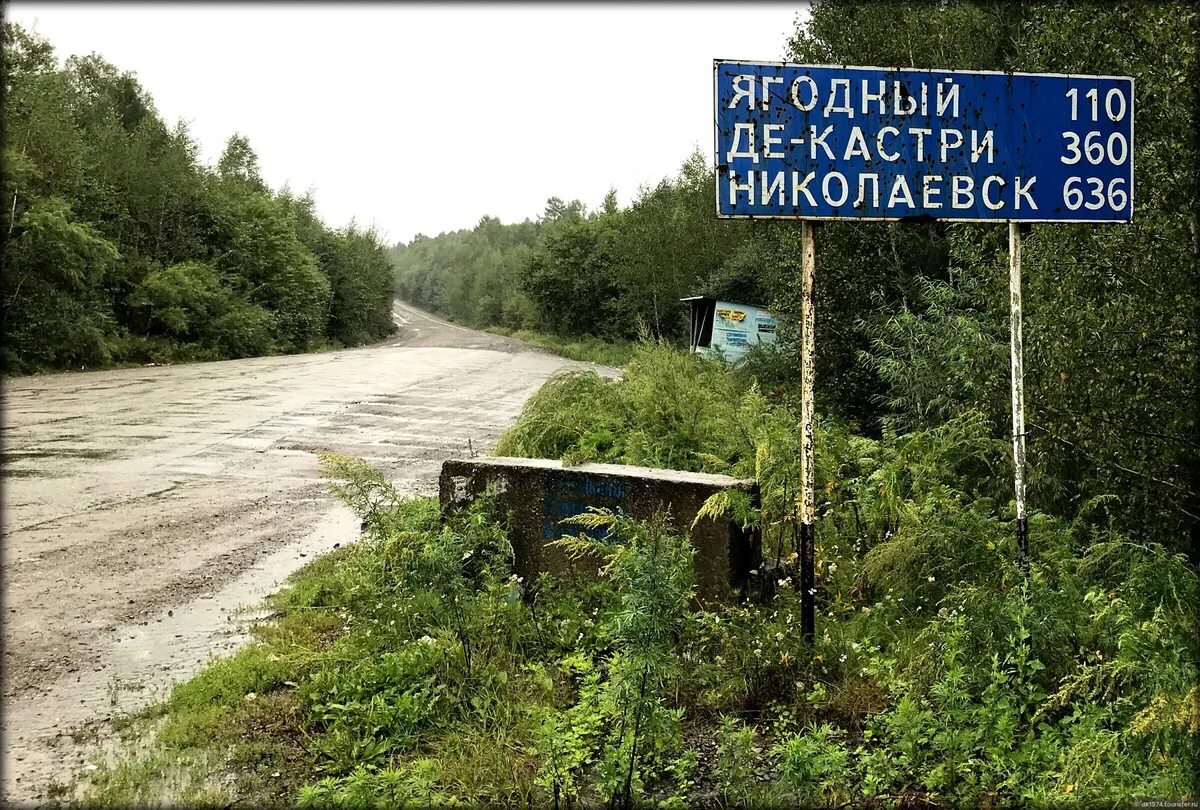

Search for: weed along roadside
xmin=64 ymin=343 xmax=1199 ymax=807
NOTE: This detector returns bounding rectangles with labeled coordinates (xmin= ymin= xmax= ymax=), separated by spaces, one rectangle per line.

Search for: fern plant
xmin=552 ymin=508 xmax=696 ymax=809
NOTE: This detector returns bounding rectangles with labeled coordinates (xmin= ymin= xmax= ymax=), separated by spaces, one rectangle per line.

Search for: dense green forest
xmin=1 ymin=23 xmax=396 ymax=374
xmin=393 ymin=0 xmax=1198 ymax=561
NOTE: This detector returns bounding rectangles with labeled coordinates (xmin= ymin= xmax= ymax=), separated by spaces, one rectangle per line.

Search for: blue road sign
xmin=714 ymin=61 xmax=1134 ymax=222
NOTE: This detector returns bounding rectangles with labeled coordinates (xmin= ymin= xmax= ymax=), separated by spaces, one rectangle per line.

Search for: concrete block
xmin=439 ymin=457 xmax=760 ymax=601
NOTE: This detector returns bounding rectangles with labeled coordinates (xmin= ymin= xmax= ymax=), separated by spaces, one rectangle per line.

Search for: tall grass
xmin=486 ymin=327 xmax=638 ymax=368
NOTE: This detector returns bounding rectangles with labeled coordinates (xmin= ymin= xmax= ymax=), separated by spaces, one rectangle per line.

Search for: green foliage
xmin=831 ymin=0 xmax=1200 ymax=552
xmin=773 ymin=722 xmax=851 ymax=805
xmin=1 ymin=23 xmax=395 ymax=374
xmin=520 ymin=210 xmax=628 ymax=338
xmin=297 ymin=760 xmax=464 ymax=809
xmin=860 ymin=273 xmax=1008 ymax=434
xmin=486 ymin=327 xmax=638 ymax=367
xmin=502 ymin=339 xmax=1198 ymax=804
xmin=713 ymin=715 xmax=758 ymax=803
xmin=1 ymin=195 xmax=121 ymax=369
xmin=492 ymin=368 xmax=624 ymax=461
xmin=532 ymin=654 xmax=605 ymax=806
xmin=391 ymin=215 xmax=541 ymax=331
xmin=494 ymin=341 xmax=753 ymax=472
xmin=390 ymin=151 xmax=756 ymax=347
xmin=552 ymin=509 xmax=696 ymax=809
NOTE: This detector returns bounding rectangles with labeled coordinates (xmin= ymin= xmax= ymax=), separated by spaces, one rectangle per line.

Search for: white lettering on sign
xmin=761 ymin=75 xmax=784 ymax=110
xmin=790 ymin=75 xmax=818 ymax=110
xmin=727 ymin=123 xmax=758 ymax=164
xmin=939 ymin=129 xmax=964 ymax=162
xmin=876 ymin=126 xmax=901 ymax=161
xmin=761 ymin=170 xmax=786 ymax=205
xmin=909 ymin=127 xmax=933 ymax=161
xmin=810 ymin=125 xmax=836 ymax=160
xmin=723 ymin=169 xmax=1075 ymax=216
xmin=861 ymin=79 xmax=886 ymax=114
xmin=922 ymin=174 xmax=944 ymax=209
xmin=717 ymin=62 xmax=1134 ymax=221
xmin=1106 ymin=88 xmax=1127 ymax=122
xmin=728 ymin=74 xmax=756 ymax=110
xmin=854 ymin=174 xmax=881 ymax=208
xmin=936 ymin=79 xmax=960 ymax=117
xmin=893 ymin=81 xmax=918 ymax=115
xmin=843 ymin=127 xmax=872 ymax=161
xmin=1014 ymin=176 xmax=1037 ymax=210
xmin=887 ymin=175 xmax=916 ymax=208
xmin=824 ymin=79 xmax=854 ymax=117
xmin=762 ymin=124 xmax=785 ymax=159
xmin=729 ymin=171 xmax=754 ymax=205
xmin=971 ymin=130 xmax=994 ymax=164
xmin=952 ymin=175 xmax=975 ymax=208
xmin=792 ymin=171 xmax=818 ymax=206
xmin=1064 ymin=176 xmax=1126 ymax=211
xmin=982 ymin=176 xmax=1006 ymax=210
xmin=822 ymin=172 xmax=850 ymax=206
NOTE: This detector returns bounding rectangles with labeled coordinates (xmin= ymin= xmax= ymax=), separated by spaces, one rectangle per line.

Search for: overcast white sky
xmin=8 ymin=3 xmax=808 ymax=245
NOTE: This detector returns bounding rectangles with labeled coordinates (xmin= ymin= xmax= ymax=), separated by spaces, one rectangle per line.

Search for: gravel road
xmin=0 ymin=303 xmax=598 ymax=804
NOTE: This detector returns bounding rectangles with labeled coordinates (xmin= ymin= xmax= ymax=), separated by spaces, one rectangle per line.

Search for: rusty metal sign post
xmin=799 ymin=221 xmax=817 ymax=643
xmin=714 ymin=60 xmax=1134 ymax=640
xmin=1008 ymin=222 xmax=1029 ymax=572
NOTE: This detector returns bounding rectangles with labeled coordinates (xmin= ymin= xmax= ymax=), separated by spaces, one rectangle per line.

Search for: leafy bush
xmin=494 ymin=341 xmax=751 ymax=471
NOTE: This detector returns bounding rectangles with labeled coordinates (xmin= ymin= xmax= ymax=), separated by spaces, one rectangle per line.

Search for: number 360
xmin=1061 ymin=131 xmax=1128 ymax=165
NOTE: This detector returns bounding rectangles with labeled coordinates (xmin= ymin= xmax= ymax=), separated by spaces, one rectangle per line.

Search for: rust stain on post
xmin=1009 ymin=221 xmax=1029 ymax=568
xmin=800 ymin=220 xmax=817 ymax=644
xmin=801 ymin=221 xmax=816 ymax=527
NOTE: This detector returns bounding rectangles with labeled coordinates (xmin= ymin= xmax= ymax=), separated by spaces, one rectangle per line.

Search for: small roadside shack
xmin=681 ymin=296 xmax=777 ymax=363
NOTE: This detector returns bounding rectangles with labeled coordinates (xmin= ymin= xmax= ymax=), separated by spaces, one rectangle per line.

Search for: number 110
xmin=1067 ymin=87 xmax=1127 ymax=122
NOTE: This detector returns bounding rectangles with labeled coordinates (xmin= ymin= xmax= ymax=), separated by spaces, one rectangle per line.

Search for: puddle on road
xmin=1 ymin=448 xmax=117 ymax=462
xmin=1 ymin=468 xmax=49 ymax=479
xmin=2 ymin=506 xmax=362 ymax=804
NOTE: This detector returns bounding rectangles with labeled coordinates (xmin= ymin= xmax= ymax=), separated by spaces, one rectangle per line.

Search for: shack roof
xmin=679 ymin=295 xmax=771 ymax=310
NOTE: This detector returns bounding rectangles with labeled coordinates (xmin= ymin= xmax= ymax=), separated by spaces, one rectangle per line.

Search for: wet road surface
xmin=0 ymin=302 xmax=600 ymax=803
